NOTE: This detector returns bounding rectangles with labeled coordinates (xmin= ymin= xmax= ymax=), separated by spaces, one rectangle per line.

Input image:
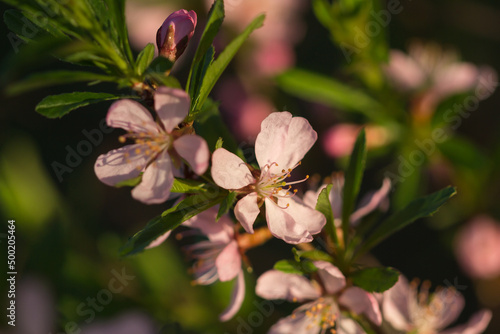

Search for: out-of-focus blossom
xmin=382 ymin=275 xmax=492 ymax=334
xmin=126 ymin=1 xmax=176 ymax=51
xmin=80 ymin=312 xmax=157 ymax=334
xmin=94 ymin=87 xmax=209 ymax=204
xmin=182 ymin=208 xmax=245 ymax=321
xmin=211 ymin=112 xmax=326 ymax=244
xmin=146 ymin=207 xmax=246 ymax=321
xmin=252 ymin=41 xmax=296 ymax=76
xmin=156 ymin=9 xmax=197 ymax=61
xmin=215 ymin=77 xmax=273 ymax=141
xmin=322 ymin=124 xmax=393 ymax=158
xmin=384 ymin=41 xmax=497 ymax=118
xmin=256 ymin=261 xmax=382 ymax=333
xmin=454 ymin=215 xmax=500 ymax=280
xmin=205 ymin=0 xmax=305 ymax=76
xmin=303 ymin=174 xmax=391 ymax=226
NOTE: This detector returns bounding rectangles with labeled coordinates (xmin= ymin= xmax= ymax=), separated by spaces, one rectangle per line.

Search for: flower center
xmin=119 ymin=129 xmax=172 ymax=168
xmin=255 ymin=161 xmax=309 ymax=208
xmin=292 ymin=297 xmax=337 ymax=332
xmin=408 ymin=279 xmax=457 ymax=333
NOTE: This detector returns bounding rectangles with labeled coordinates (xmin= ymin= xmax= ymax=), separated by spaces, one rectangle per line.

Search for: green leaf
xmin=276 ymin=69 xmax=387 ymax=122
xmin=315 ymin=184 xmax=339 ymax=247
xmin=115 ymin=175 xmax=142 ymax=188
xmin=146 ymin=56 xmax=174 ymax=75
xmin=359 ymin=186 xmax=457 ymax=255
xmin=187 ymin=0 xmax=224 ymax=91
xmin=135 ymin=43 xmax=155 ymax=76
xmin=35 ymin=92 xmax=127 ymax=118
xmin=217 ymin=191 xmax=236 ymax=221
xmin=215 ymin=137 xmax=224 ymax=150
xmin=192 ymin=14 xmax=265 ymax=112
xmin=274 ymin=260 xmax=317 ymax=275
xmin=188 ymin=46 xmax=215 ymax=108
xmin=350 ymin=267 xmax=399 ymax=293
xmin=6 ymin=70 xmax=117 ymax=95
xmin=342 ymin=129 xmax=366 ymax=245
xmin=293 ymin=248 xmax=333 ymax=262
xmin=438 ymin=136 xmax=489 ymax=170
xmin=120 ymin=192 xmax=226 ymax=256
xmin=170 ymin=178 xmax=209 ymax=194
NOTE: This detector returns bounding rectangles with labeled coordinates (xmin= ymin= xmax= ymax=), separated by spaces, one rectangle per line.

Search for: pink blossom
xmin=182 ymin=208 xmax=245 ymax=321
xmin=256 ymin=261 xmax=382 ymax=333
xmin=125 ymin=1 xmax=177 ymax=52
xmin=303 ymin=175 xmax=391 ymax=226
xmin=454 ymin=215 xmax=500 ymax=279
xmin=156 ymin=9 xmax=197 ymax=61
xmin=146 ymin=207 xmax=245 ymax=321
xmin=384 ymin=41 xmax=497 ymax=115
xmin=382 ymin=275 xmax=492 ymax=334
xmin=211 ymin=112 xmax=326 ymax=244
xmin=94 ymin=87 xmax=209 ymax=204
xmin=322 ymin=124 xmax=392 ymax=158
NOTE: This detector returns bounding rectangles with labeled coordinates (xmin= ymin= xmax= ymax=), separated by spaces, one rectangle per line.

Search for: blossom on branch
xmin=382 ymin=275 xmax=492 ymax=334
xmin=94 ymin=87 xmax=209 ymax=204
xmin=256 ymin=261 xmax=381 ymax=333
xmin=211 ymin=111 xmax=326 ymax=244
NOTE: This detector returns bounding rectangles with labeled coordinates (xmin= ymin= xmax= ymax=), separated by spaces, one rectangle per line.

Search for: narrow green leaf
xmin=120 ymin=193 xmax=225 ymax=256
xmin=189 ymin=46 xmax=215 ymax=107
xmin=350 ymin=267 xmax=399 ymax=293
xmin=217 ymin=191 xmax=236 ymax=221
xmin=293 ymin=248 xmax=333 ymax=262
xmin=215 ymin=137 xmax=224 ymax=150
xmin=135 ymin=43 xmax=155 ymax=76
xmin=35 ymin=92 xmax=127 ymax=118
xmin=274 ymin=260 xmax=317 ymax=275
xmin=315 ymin=184 xmax=339 ymax=247
xmin=342 ymin=129 xmax=366 ymax=245
xmin=193 ymin=14 xmax=265 ymax=112
xmin=359 ymin=186 xmax=457 ymax=255
xmin=277 ymin=69 xmax=387 ymax=122
xmin=187 ymin=0 xmax=224 ymax=91
xmin=6 ymin=70 xmax=116 ymax=95
xmin=170 ymin=178 xmax=208 ymax=194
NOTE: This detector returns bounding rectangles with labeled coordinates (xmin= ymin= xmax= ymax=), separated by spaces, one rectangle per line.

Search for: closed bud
xmin=156 ymin=9 xmax=197 ymax=62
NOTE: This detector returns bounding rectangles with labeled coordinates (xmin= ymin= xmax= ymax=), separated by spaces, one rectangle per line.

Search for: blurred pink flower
xmin=207 ymin=0 xmax=305 ymax=45
xmin=182 ymin=208 xmax=245 ymax=321
xmin=303 ymin=174 xmax=391 ymax=226
xmin=256 ymin=261 xmax=382 ymax=333
xmin=382 ymin=275 xmax=492 ymax=334
xmin=215 ymin=77 xmax=274 ymax=141
xmin=205 ymin=0 xmax=305 ymax=76
xmin=384 ymin=41 xmax=497 ymax=116
xmin=252 ymin=41 xmax=296 ymax=76
xmin=454 ymin=215 xmax=500 ymax=280
xmin=211 ymin=112 xmax=326 ymax=244
xmin=94 ymin=87 xmax=209 ymax=204
xmin=146 ymin=207 xmax=245 ymax=321
xmin=322 ymin=124 xmax=392 ymax=158
xmin=126 ymin=1 xmax=176 ymax=51
xmin=156 ymin=9 xmax=197 ymax=61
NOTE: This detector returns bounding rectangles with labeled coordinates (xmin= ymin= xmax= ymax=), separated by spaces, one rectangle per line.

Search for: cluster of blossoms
xmin=89 ymin=8 xmax=493 ymax=334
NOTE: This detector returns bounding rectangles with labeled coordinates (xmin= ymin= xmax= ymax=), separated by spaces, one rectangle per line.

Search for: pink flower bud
xmin=156 ymin=9 xmax=197 ymax=62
